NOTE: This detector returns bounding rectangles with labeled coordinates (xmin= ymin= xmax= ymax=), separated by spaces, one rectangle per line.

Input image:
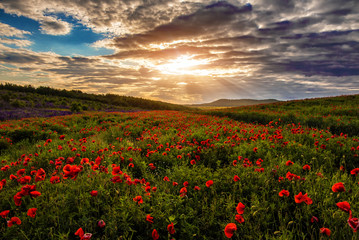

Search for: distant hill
xmin=189 ymin=99 xmax=280 ymax=107
xmin=0 ymin=83 xmax=190 ymax=120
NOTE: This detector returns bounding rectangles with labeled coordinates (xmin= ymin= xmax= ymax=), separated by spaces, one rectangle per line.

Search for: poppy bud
xmin=98 ymin=220 xmax=106 ymax=228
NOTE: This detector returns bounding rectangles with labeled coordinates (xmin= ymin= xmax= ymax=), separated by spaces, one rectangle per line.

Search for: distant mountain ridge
xmin=190 ymin=99 xmax=280 ymax=107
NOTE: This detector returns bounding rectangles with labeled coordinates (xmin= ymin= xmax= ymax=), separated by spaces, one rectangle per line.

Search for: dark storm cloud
xmin=110 ymin=1 xmax=253 ymax=49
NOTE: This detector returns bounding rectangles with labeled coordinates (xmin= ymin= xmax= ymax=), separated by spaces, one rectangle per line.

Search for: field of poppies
xmin=1 ymin=95 xmax=359 ymax=239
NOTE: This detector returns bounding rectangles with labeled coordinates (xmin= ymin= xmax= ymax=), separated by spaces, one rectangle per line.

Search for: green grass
xmin=0 ymin=95 xmax=359 ymax=239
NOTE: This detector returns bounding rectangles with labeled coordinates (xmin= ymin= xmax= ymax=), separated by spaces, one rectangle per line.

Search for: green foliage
xmin=0 ymin=102 xmax=359 ymax=239
xmin=0 ymin=82 xmax=190 ymax=112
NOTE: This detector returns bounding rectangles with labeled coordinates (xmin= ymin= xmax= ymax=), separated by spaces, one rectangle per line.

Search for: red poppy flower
xmin=0 ymin=210 xmax=10 ymax=218
xmin=163 ymin=176 xmax=169 ymax=181
xmin=206 ymin=180 xmax=213 ymax=188
xmin=90 ymin=190 xmax=98 ymax=197
xmin=224 ymin=223 xmax=237 ymax=238
xmin=75 ymin=228 xmax=84 ymax=238
xmin=17 ymin=169 xmax=26 ymax=177
xmin=332 ymin=182 xmax=345 ymax=192
xmin=133 ymin=196 xmax=143 ymax=204
xmin=180 ymin=187 xmax=187 ymax=197
xmin=190 ymin=160 xmax=196 ymax=165
xmin=183 ymin=181 xmax=189 ymax=187
xmin=7 ymin=216 xmax=21 ymax=227
xmin=148 ymin=163 xmax=156 ymax=170
xmin=35 ymin=168 xmax=46 ymax=182
xmin=152 ymin=229 xmax=159 ymax=240
xmin=236 ymin=202 xmax=245 ymax=214
xmin=97 ymin=220 xmax=106 ymax=228
xmin=320 ymin=227 xmax=331 ymax=236
xmin=303 ymin=165 xmax=311 ymax=171
xmin=279 ymin=189 xmax=290 ymax=197
xmin=310 ymin=216 xmax=319 ymax=223
xmin=235 ymin=214 xmax=244 ymax=223
xmin=294 ymin=192 xmax=312 ymax=205
xmin=167 ymin=222 xmax=175 ymax=235
xmin=30 ymin=191 xmax=41 ymax=198
xmin=351 ymin=168 xmax=359 ymax=176
xmin=27 ymin=208 xmax=37 ymax=218
xmin=286 ymin=160 xmax=293 ymax=166
xmin=146 ymin=214 xmax=154 ymax=224
xmin=50 ymin=176 xmax=60 ymax=184
xmin=233 ymin=175 xmax=240 ymax=182
xmin=348 ymin=217 xmax=359 ymax=232
xmin=337 ymin=201 xmax=351 ymax=213
xmin=14 ymin=192 xmax=22 ymax=206
xmin=194 ymin=186 xmax=201 ymax=191
xmin=111 ymin=176 xmax=122 ymax=183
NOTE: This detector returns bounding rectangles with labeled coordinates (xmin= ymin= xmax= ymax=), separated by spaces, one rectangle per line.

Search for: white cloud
xmin=0 ymin=22 xmax=32 ymax=38
xmin=0 ymin=37 xmax=33 ymax=47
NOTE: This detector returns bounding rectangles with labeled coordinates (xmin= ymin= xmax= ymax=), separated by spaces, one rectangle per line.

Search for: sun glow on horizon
xmin=155 ymin=55 xmax=210 ymax=75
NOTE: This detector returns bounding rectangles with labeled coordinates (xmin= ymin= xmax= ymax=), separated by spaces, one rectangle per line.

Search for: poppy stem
xmin=19 ymin=229 xmax=30 ymax=240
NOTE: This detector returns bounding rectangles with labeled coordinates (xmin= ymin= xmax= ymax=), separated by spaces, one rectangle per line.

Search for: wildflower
xmin=194 ymin=186 xmax=201 ymax=191
xmin=190 ymin=160 xmax=196 ymax=165
xmin=97 ymin=220 xmax=106 ymax=228
xmin=310 ymin=216 xmax=319 ymax=223
xmin=152 ymin=229 xmax=159 ymax=240
xmin=167 ymin=222 xmax=175 ymax=234
xmin=351 ymin=168 xmax=359 ymax=176
xmin=50 ymin=176 xmax=60 ymax=184
xmin=90 ymin=190 xmax=98 ymax=197
xmin=236 ymin=202 xmax=245 ymax=214
xmin=337 ymin=201 xmax=351 ymax=213
xmin=148 ymin=163 xmax=156 ymax=170
xmin=235 ymin=214 xmax=244 ymax=223
xmin=206 ymin=180 xmax=213 ymax=188
xmin=286 ymin=160 xmax=293 ymax=166
xmin=133 ymin=196 xmax=143 ymax=204
xmin=75 ymin=228 xmax=84 ymax=238
xmin=224 ymin=223 xmax=237 ymax=238
xmin=180 ymin=187 xmax=187 ymax=197
xmin=146 ymin=214 xmax=154 ymax=224
xmin=233 ymin=175 xmax=240 ymax=182
xmin=303 ymin=165 xmax=311 ymax=171
xmin=7 ymin=217 xmax=21 ymax=227
xmin=163 ymin=176 xmax=169 ymax=181
xmin=0 ymin=210 xmax=10 ymax=218
xmin=27 ymin=208 xmax=37 ymax=218
xmin=294 ymin=192 xmax=312 ymax=205
xmin=320 ymin=227 xmax=331 ymax=237
xmin=183 ymin=181 xmax=189 ymax=187
xmin=332 ymin=182 xmax=345 ymax=192
xmin=29 ymin=191 xmax=41 ymax=198
xmin=279 ymin=189 xmax=290 ymax=197
xmin=348 ymin=217 xmax=359 ymax=232
xmin=17 ymin=169 xmax=26 ymax=177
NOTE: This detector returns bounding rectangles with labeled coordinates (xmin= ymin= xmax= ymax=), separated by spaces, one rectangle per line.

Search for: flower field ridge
xmin=1 ymin=109 xmax=359 ymax=239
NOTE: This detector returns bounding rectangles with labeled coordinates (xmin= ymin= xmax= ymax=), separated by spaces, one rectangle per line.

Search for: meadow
xmin=1 ymin=94 xmax=359 ymax=239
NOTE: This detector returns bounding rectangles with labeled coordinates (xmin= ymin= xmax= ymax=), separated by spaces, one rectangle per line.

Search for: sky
xmin=0 ymin=0 xmax=358 ymax=104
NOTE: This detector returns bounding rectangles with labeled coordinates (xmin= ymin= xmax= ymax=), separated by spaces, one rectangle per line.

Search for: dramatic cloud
xmin=0 ymin=22 xmax=31 ymax=38
xmin=0 ymin=0 xmax=358 ymax=103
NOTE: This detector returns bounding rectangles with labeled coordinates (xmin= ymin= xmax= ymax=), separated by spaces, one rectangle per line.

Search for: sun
xmin=156 ymin=55 xmax=209 ymax=75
